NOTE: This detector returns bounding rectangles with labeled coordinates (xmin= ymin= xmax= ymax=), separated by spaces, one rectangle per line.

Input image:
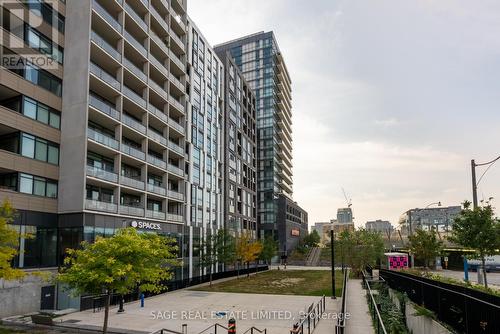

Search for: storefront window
xmin=14 ymin=225 xmax=57 ymax=268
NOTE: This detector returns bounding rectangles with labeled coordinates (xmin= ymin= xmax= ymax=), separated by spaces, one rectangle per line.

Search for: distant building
xmin=276 ymin=194 xmax=308 ymax=255
xmin=399 ymin=206 xmax=461 ymax=235
xmin=322 ymin=220 xmax=355 ymax=242
xmin=366 ymin=220 xmax=393 ymax=234
xmin=311 ymin=221 xmax=330 ymax=236
xmin=337 ymin=208 xmax=353 ymax=224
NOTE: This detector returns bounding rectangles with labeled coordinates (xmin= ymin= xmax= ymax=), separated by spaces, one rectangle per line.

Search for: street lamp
xmin=425 ymin=201 xmax=441 ymax=209
xmin=471 ymin=156 xmax=500 ymax=209
xmin=330 ymin=228 xmax=336 ymax=299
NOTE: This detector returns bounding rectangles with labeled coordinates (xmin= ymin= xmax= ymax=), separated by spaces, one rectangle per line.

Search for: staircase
xmin=305 ymin=247 xmax=321 ymax=267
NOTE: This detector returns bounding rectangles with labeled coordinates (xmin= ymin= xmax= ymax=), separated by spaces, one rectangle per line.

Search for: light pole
xmin=425 ymin=201 xmax=441 ymax=209
xmin=330 ymin=228 xmax=336 ymax=299
xmin=471 ymin=156 xmax=500 ymax=209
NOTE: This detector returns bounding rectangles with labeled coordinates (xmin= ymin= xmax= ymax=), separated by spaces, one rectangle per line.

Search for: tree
xmin=408 ymin=228 xmax=443 ymax=269
xmin=199 ymin=232 xmax=217 ymax=287
xmin=259 ymin=236 xmax=278 ymax=264
xmin=58 ymin=228 xmax=178 ymax=334
xmin=337 ymin=229 xmax=384 ymax=277
xmin=236 ymin=233 xmax=263 ymax=277
xmin=449 ymin=200 xmax=500 ymax=288
xmin=199 ymin=229 xmax=236 ymax=286
xmin=0 ymin=199 xmax=25 ymax=280
xmin=303 ymin=230 xmax=321 ymax=248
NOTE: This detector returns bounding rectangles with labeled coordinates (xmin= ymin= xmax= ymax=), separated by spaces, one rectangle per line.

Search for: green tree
xmin=58 ymin=228 xmax=178 ymax=334
xmin=200 ymin=230 xmax=236 ymax=286
xmin=337 ymin=229 xmax=384 ymax=277
xmin=408 ymin=228 xmax=443 ymax=269
xmin=302 ymin=230 xmax=321 ymax=248
xmin=259 ymin=236 xmax=278 ymax=264
xmin=0 ymin=199 xmax=25 ymax=280
xmin=449 ymin=200 xmax=500 ymax=288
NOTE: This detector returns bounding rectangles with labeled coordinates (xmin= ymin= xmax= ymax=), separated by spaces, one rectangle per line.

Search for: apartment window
xmin=120 ymin=193 xmax=141 ymax=207
xmin=13 ymin=62 xmax=62 ymax=96
xmin=87 ymin=151 xmax=114 ymax=171
xmin=20 ymin=133 xmax=59 ymax=165
xmin=86 ymin=185 xmax=114 ymax=202
xmin=147 ymin=200 xmax=162 ymax=211
xmin=25 ymin=25 xmax=64 ymax=64
xmin=19 ymin=173 xmax=57 ymax=198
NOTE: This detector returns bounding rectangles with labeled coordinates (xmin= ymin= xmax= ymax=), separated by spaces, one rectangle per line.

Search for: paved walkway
xmin=345 ymin=279 xmax=374 ymax=334
xmin=312 ymin=297 xmax=339 ymax=333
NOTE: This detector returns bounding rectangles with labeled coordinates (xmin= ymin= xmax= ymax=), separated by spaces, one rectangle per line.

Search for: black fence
xmin=81 ymin=265 xmax=269 ymax=311
xmin=380 ymin=269 xmax=500 ymax=334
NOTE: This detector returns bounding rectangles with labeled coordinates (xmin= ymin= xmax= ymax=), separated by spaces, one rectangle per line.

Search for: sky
xmin=188 ymin=0 xmax=500 ymax=228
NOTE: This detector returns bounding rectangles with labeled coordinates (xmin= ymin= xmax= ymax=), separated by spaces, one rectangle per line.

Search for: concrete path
xmin=345 ymin=279 xmax=374 ymax=334
xmin=311 ymin=297 xmax=340 ymax=333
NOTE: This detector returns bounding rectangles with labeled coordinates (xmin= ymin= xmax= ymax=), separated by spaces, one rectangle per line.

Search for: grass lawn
xmin=192 ymin=269 xmax=343 ymax=297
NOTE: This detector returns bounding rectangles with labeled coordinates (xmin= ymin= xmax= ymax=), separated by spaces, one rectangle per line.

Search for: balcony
xmin=150 ymin=31 xmax=169 ymax=55
xmin=169 ymin=118 xmax=184 ymax=134
xmin=167 ymin=213 xmax=183 ymax=223
xmin=123 ymin=86 xmax=147 ymax=109
xmin=124 ymin=3 xmax=147 ymax=32
xmin=147 ymin=154 xmax=166 ymax=169
xmin=147 ymin=183 xmax=166 ymax=196
xmin=85 ymin=199 xmax=117 ymax=213
xmin=124 ymin=31 xmax=147 ymax=57
xmin=122 ymin=113 xmax=146 ymax=134
xmin=149 ymin=54 xmax=168 ymax=76
xmin=167 ymin=164 xmax=184 ymax=177
xmin=123 ymin=58 xmax=147 ymax=83
xmin=121 ymin=143 xmax=145 ymax=160
xmin=149 ymin=79 xmax=168 ymax=99
xmin=167 ymin=189 xmax=184 ymax=201
xmin=89 ymin=62 xmax=120 ymax=90
xmin=169 ymin=50 xmax=184 ymax=70
xmin=148 ymin=129 xmax=167 ymax=146
xmin=169 ymin=73 xmax=184 ymax=92
xmin=148 ymin=104 xmax=169 ymax=125
xmin=87 ymin=128 xmax=119 ymax=150
xmin=169 ymin=96 xmax=185 ymax=113
xmin=92 ymin=0 xmax=122 ymax=33
xmin=169 ymin=28 xmax=185 ymax=51
xmin=146 ymin=210 xmax=165 ymax=220
xmin=91 ymin=31 xmax=121 ymax=62
xmin=86 ymin=165 xmax=118 ymax=183
xmin=121 ymin=175 xmax=145 ymax=190
xmin=119 ymin=205 xmax=144 ymax=217
xmin=167 ymin=141 xmax=184 ymax=155
xmin=89 ymin=94 xmax=120 ymax=120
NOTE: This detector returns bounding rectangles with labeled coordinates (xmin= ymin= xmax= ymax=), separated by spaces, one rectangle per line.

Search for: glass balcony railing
xmin=89 ymin=62 xmax=121 ymax=90
xmin=168 ymin=141 xmax=184 ymax=155
xmin=149 ymin=79 xmax=168 ymax=98
xmin=167 ymin=164 xmax=184 ymax=176
xmin=149 ymin=54 xmax=168 ymax=76
xmin=92 ymin=0 xmax=122 ymax=32
xmin=150 ymin=30 xmax=169 ymax=54
xmin=120 ymin=205 xmax=144 ymax=217
xmin=146 ymin=210 xmax=165 ymax=220
xmin=167 ymin=189 xmax=184 ymax=201
xmin=87 ymin=128 xmax=119 ymax=150
xmin=124 ymin=3 xmax=147 ymax=32
xmin=86 ymin=165 xmax=118 ymax=183
xmin=85 ymin=199 xmax=117 ymax=213
xmin=124 ymin=31 xmax=147 ymax=57
xmin=147 ymin=154 xmax=166 ymax=169
xmin=122 ymin=113 xmax=146 ymax=134
xmin=169 ymin=29 xmax=185 ymax=50
xmin=169 ymin=95 xmax=185 ymax=113
xmin=167 ymin=213 xmax=183 ymax=223
xmin=121 ymin=143 xmax=145 ymax=160
xmin=169 ymin=118 xmax=184 ymax=134
xmin=169 ymin=73 xmax=184 ymax=91
xmin=89 ymin=94 xmax=120 ymax=120
xmin=91 ymin=31 xmax=121 ymax=61
xmin=148 ymin=104 xmax=169 ymax=124
xmin=169 ymin=50 xmax=184 ymax=70
xmin=148 ymin=129 xmax=167 ymax=146
xmin=121 ymin=175 xmax=145 ymax=190
xmin=123 ymin=58 xmax=147 ymax=82
xmin=149 ymin=5 xmax=167 ymax=27
xmin=123 ymin=86 xmax=147 ymax=109
xmin=147 ymin=183 xmax=166 ymax=196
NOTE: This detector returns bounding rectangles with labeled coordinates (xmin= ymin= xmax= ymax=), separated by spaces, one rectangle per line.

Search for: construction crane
xmin=342 ymin=188 xmax=352 ymax=208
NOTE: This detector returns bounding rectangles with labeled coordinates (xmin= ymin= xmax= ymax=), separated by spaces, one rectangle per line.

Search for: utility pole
xmin=330 ymin=229 xmax=336 ymax=299
xmin=471 ymin=159 xmax=478 ymax=209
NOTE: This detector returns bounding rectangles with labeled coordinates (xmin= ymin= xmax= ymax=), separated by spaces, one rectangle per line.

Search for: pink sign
xmin=388 ymin=255 xmax=408 ymax=270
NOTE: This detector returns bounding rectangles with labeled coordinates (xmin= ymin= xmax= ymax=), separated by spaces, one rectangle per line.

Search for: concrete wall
xmin=0 ymin=275 xmax=52 ymax=318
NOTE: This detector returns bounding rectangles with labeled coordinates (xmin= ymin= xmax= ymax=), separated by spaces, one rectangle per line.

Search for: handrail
xmin=243 ymin=326 xmax=267 ymax=334
xmin=362 ymin=270 xmax=388 ymax=334
xmin=290 ymin=295 xmax=326 ymax=334
xmin=197 ymin=323 xmax=228 ymax=334
xmin=335 ymin=268 xmax=349 ymax=334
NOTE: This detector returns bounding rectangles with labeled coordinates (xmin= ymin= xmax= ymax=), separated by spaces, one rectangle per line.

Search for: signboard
xmin=291 ymin=228 xmax=300 ymax=237
xmin=130 ymin=220 xmax=161 ymax=231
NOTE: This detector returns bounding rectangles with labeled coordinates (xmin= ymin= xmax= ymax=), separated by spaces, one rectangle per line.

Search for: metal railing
xmin=242 ymin=327 xmax=267 ymax=334
xmin=335 ymin=268 xmax=349 ymax=334
xmin=198 ymin=323 xmax=228 ymax=334
xmin=290 ymin=295 xmax=326 ymax=334
xmin=362 ymin=270 xmax=388 ymax=334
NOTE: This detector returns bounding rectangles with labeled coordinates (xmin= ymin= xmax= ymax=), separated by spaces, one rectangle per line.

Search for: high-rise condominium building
xmin=337 ymin=207 xmax=353 ymax=224
xmin=215 ymin=31 xmax=293 ymax=241
xmin=0 ymin=0 xmax=189 ymax=312
xmin=185 ymin=19 xmax=224 ymax=279
xmin=215 ymin=49 xmax=257 ymax=238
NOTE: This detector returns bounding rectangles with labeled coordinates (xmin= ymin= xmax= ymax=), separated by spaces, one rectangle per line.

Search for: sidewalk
xmin=345 ymin=279 xmax=374 ymax=334
xmin=312 ymin=297 xmax=339 ymax=333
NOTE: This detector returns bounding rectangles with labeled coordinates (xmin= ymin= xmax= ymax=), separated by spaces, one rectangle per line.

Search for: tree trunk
xmin=103 ymin=291 xmax=111 ymax=334
xmin=237 ymin=262 xmax=240 ymax=279
xmin=209 ymin=267 xmax=213 ymax=287
xmin=246 ymin=262 xmax=250 ymax=277
xmin=482 ymin=257 xmax=488 ymax=288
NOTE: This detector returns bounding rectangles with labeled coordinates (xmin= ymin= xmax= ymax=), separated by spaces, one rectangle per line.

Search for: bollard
xmin=140 ymin=293 xmax=145 ymax=308
xmin=117 ymin=295 xmax=125 ymax=313
xmin=228 ymin=318 xmax=236 ymax=334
